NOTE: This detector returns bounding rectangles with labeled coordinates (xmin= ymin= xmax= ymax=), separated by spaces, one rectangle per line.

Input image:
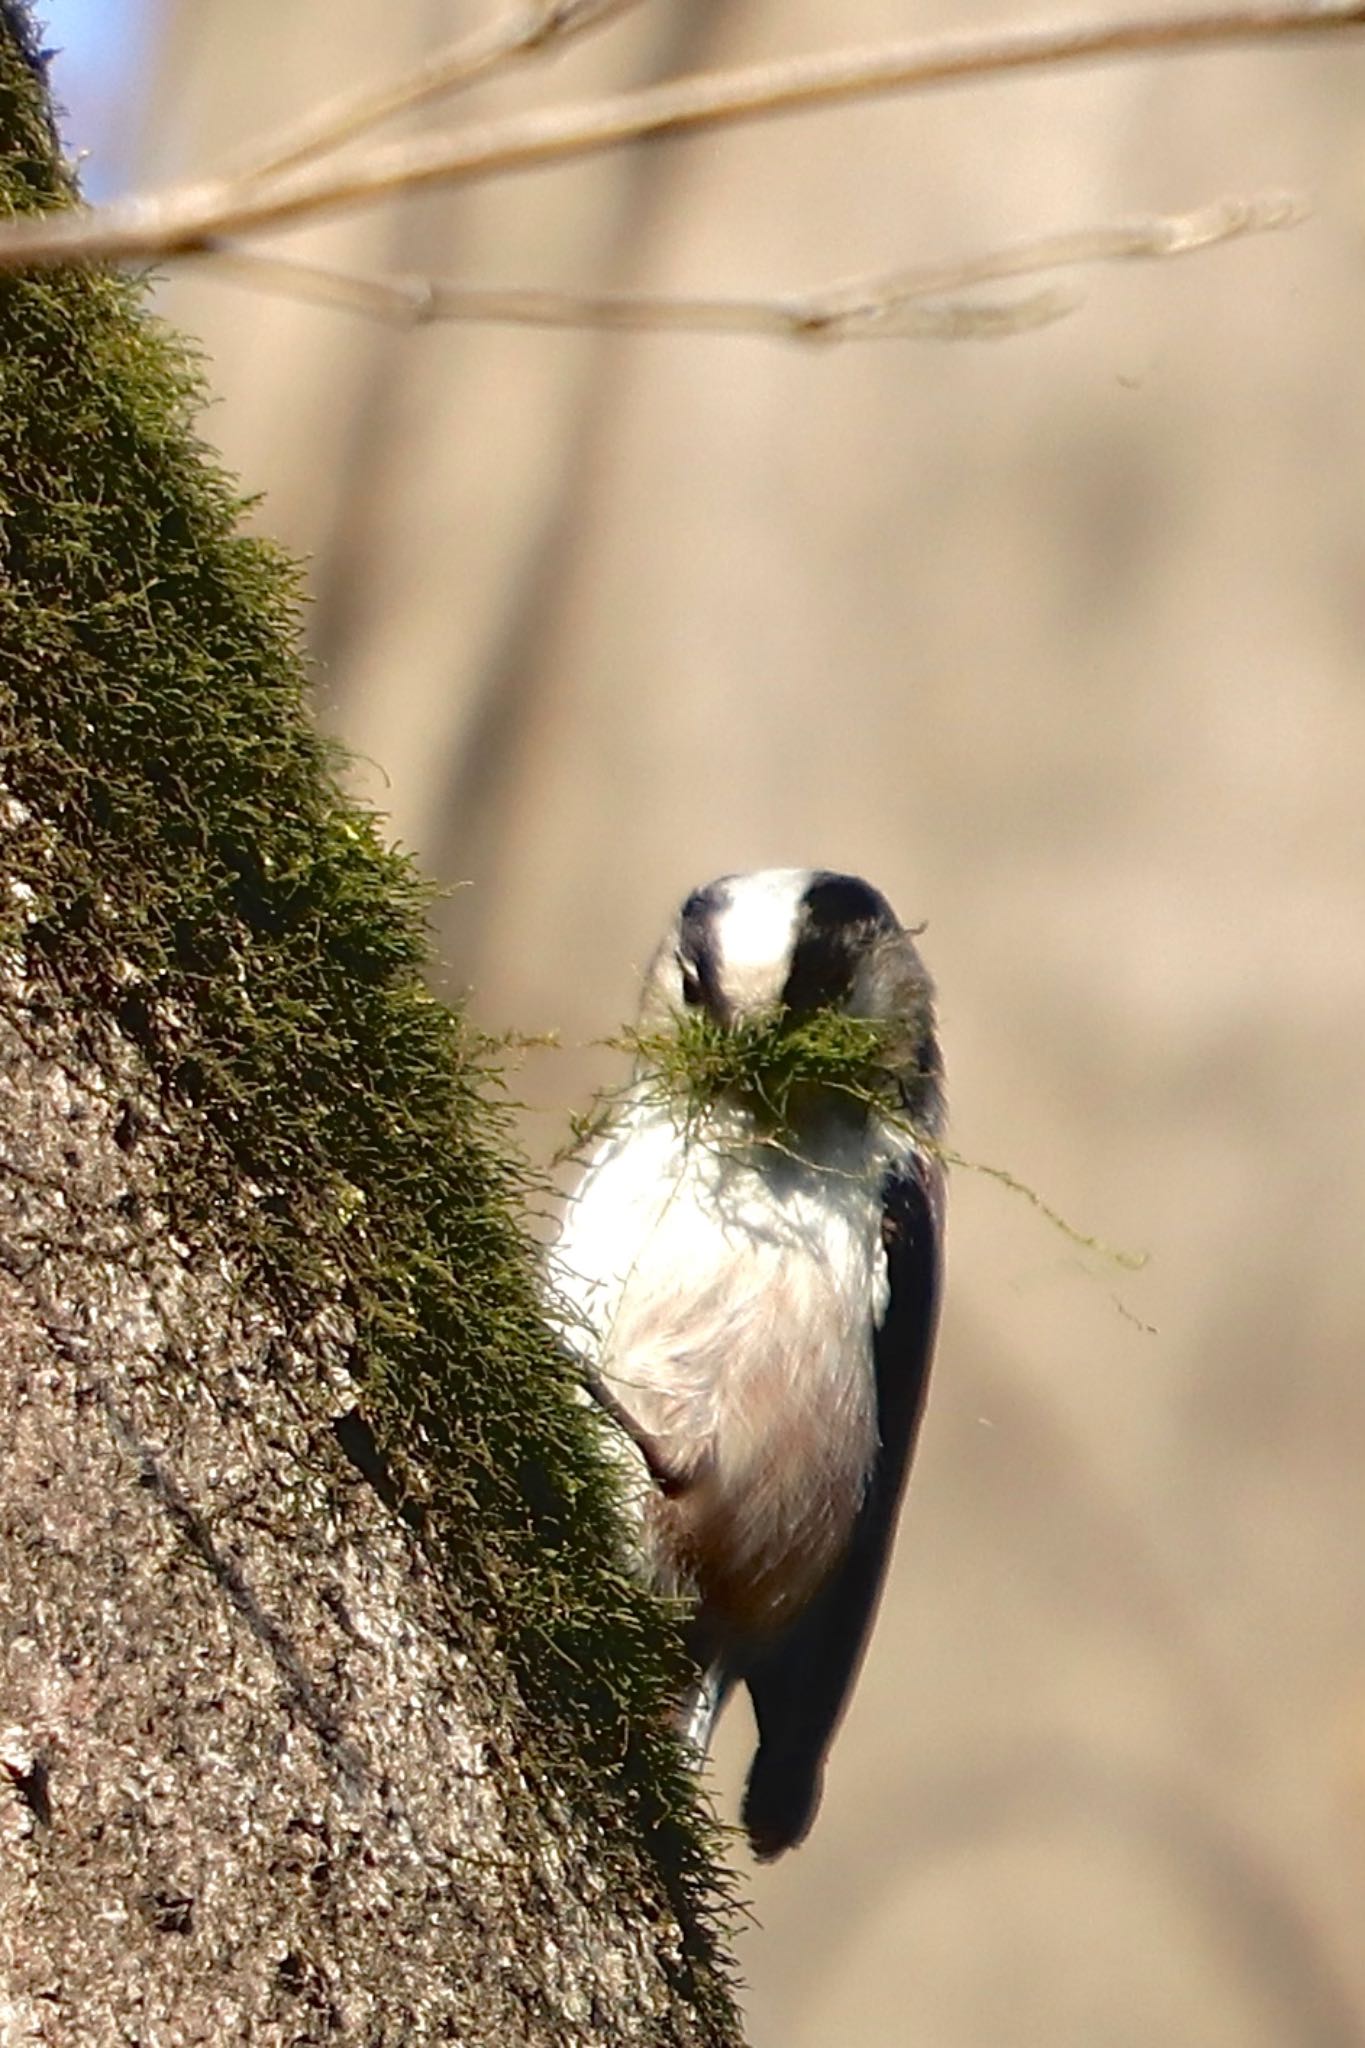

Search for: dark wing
xmin=740 ymin=1154 xmax=944 ymax=1859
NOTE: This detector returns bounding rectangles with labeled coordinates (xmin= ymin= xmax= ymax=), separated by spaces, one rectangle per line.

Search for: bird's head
xmin=633 ymin=868 xmax=943 ymax=1139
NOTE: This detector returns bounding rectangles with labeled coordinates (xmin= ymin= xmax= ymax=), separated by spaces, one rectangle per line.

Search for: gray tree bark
xmin=0 ymin=998 xmax=707 ymax=2045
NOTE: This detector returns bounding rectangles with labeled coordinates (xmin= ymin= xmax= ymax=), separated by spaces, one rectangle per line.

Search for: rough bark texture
xmin=0 ymin=993 xmax=697 ymax=2045
xmin=0 ymin=6 xmax=737 ymax=2041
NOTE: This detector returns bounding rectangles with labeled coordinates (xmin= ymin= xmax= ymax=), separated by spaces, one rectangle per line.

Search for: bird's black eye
xmin=677 ymin=954 xmax=704 ymax=1008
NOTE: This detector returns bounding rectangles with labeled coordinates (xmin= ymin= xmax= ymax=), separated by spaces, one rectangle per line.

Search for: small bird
xmin=551 ymin=868 xmax=945 ymax=1858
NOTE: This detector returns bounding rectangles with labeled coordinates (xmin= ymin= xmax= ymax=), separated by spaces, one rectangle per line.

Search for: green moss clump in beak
xmin=619 ymin=1004 xmax=931 ymax=1147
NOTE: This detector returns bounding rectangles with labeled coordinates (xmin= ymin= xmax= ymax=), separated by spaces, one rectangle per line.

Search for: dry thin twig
xmin=0 ymin=0 xmax=1360 ymax=272
xmin=227 ymin=0 xmax=645 ymax=185
xmin=201 ymin=244 xmax=1072 ymax=340
xmin=200 ymin=192 xmax=1306 ymax=343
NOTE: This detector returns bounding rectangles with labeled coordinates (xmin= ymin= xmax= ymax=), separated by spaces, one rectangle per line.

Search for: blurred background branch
xmin=2 ymin=0 xmax=1363 ymax=267
xmin=224 ymin=0 xmax=649 ymax=182
xmin=201 ymin=191 xmax=1307 ymax=340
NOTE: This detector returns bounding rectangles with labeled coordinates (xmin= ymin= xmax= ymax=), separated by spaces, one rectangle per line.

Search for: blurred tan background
xmin=81 ymin=0 xmax=1365 ymax=2038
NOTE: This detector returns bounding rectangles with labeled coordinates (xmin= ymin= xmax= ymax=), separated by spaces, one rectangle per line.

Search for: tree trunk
xmin=0 ymin=8 xmax=737 ymax=2042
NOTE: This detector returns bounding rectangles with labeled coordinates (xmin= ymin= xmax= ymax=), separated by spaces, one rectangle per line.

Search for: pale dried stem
xmin=201 ymin=241 xmax=1071 ymax=340
xmin=226 ymin=0 xmax=646 ymax=185
xmin=201 ymin=193 xmax=1306 ymax=343
xmin=0 ymin=0 xmax=1359 ymax=272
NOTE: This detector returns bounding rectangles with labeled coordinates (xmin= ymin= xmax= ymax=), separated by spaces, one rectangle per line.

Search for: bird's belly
xmin=658 ymin=1331 xmax=878 ymax=1638
xmin=563 ymin=1134 xmax=885 ymax=1638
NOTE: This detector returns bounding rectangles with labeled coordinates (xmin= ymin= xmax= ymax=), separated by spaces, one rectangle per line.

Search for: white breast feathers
xmin=550 ymin=1095 xmax=895 ymax=1639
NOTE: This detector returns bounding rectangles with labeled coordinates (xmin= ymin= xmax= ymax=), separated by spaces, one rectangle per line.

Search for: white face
xmin=706 ymin=869 xmax=811 ymax=1018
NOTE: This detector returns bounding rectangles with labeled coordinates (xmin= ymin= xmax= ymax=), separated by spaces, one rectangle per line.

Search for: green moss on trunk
xmin=0 ymin=3 xmax=737 ymax=2027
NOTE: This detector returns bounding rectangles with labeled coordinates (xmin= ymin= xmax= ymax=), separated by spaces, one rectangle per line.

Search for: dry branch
xmin=199 ymin=192 xmax=1306 ymax=344
xmin=227 ymin=0 xmax=645 ymax=184
xmin=0 ymin=0 xmax=1361 ymax=273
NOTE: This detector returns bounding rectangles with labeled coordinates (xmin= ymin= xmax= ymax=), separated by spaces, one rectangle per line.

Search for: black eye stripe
xmin=677 ymin=886 xmax=728 ymax=1015
xmin=781 ymin=929 xmax=857 ymax=1016
xmin=803 ymin=874 xmax=894 ymax=931
xmin=676 ymin=952 xmax=705 ymax=1006
xmin=781 ymin=873 xmax=898 ymax=1015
